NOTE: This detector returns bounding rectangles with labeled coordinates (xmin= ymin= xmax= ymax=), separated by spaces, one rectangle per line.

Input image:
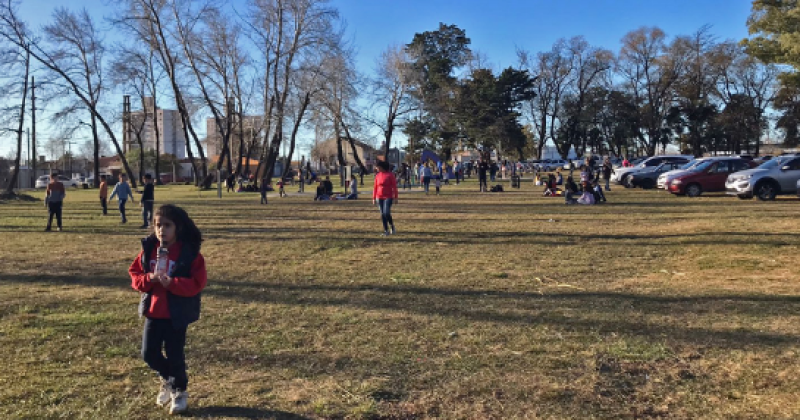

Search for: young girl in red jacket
xmin=129 ymin=204 xmax=207 ymax=415
xmin=373 ymin=160 xmax=399 ymax=236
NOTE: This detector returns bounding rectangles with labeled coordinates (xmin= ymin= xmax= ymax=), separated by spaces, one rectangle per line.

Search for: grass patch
xmin=1 ymin=180 xmax=800 ymax=418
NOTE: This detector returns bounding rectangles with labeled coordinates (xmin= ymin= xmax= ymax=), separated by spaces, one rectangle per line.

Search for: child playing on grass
xmin=277 ymin=179 xmax=286 ymax=197
xmin=129 ymin=204 xmax=207 ymax=415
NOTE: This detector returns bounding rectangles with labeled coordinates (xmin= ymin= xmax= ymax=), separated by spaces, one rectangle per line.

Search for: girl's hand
xmin=149 ymin=273 xmax=162 ymax=283
xmin=372 ymin=200 xmax=376 ymax=206
xmin=159 ymin=276 xmax=173 ymax=288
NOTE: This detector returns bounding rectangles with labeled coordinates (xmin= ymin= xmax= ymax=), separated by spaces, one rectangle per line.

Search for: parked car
xmin=627 ymin=161 xmax=687 ymax=189
xmin=656 ymin=159 xmax=704 ymax=189
xmin=613 ymin=155 xmax=693 ymax=185
xmin=668 ymin=157 xmax=757 ymax=197
xmin=536 ymin=159 xmax=566 ymax=171
xmin=726 ymin=155 xmax=800 ymax=200
xmin=35 ymin=175 xmax=79 ymax=189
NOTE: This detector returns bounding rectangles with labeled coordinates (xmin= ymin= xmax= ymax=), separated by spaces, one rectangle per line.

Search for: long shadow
xmin=2 ymin=272 xmax=799 ymax=350
xmin=191 ymin=406 xmax=311 ymax=419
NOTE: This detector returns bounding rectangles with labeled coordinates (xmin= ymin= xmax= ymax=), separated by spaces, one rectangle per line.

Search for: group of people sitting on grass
xmin=314 ymin=175 xmax=358 ymax=201
xmin=538 ymin=165 xmax=607 ymax=205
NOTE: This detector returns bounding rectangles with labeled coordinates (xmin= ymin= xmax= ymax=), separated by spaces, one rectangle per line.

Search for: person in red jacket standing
xmin=373 ymin=160 xmax=399 ymax=236
xmin=129 ymin=204 xmax=207 ymax=415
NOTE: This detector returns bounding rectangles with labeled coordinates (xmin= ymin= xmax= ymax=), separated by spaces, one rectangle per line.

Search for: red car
xmin=668 ymin=157 xmax=757 ymax=197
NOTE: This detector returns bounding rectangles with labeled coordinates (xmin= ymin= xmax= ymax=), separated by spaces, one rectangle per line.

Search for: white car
xmin=543 ymin=159 xmax=567 ymax=171
xmin=35 ymin=175 xmax=79 ymax=189
xmin=613 ymin=155 xmax=694 ymax=185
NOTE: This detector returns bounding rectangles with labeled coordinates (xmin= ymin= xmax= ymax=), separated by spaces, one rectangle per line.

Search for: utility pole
xmin=26 ymin=128 xmax=30 ymax=187
xmin=31 ymin=76 xmax=36 ymax=183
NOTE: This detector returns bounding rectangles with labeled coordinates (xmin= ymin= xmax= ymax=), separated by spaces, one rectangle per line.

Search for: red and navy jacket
xmin=129 ymin=236 xmax=207 ymax=329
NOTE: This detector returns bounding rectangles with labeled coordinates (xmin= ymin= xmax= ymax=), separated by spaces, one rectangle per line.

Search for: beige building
xmin=204 ymin=115 xmax=265 ymax=160
xmin=125 ymin=97 xmax=187 ymax=159
xmin=311 ymin=138 xmax=378 ymax=173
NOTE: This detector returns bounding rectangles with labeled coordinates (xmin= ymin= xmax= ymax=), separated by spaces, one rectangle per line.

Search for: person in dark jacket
xmin=602 ymin=157 xmax=613 ymax=191
xmin=478 ymin=161 xmax=489 ymax=192
xmin=260 ymin=177 xmax=269 ymax=204
xmin=564 ymin=176 xmax=579 ymax=204
xmin=140 ymin=173 xmax=155 ymax=229
xmin=129 ymin=205 xmax=206 ymax=415
xmin=322 ymin=176 xmax=333 ymax=196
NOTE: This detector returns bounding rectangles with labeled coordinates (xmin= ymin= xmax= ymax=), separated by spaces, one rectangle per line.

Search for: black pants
xmin=142 ymin=201 xmax=154 ymax=226
xmin=100 ymin=198 xmax=107 ymax=215
xmin=142 ymin=318 xmax=189 ymax=390
xmin=377 ymin=198 xmax=394 ymax=232
xmin=260 ymin=191 xmax=268 ymax=204
xmin=47 ymin=201 xmax=63 ymax=229
xmin=479 ymin=177 xmax=488 ymax=192
xmin=119 ymin=199 xmax=128 ymax=223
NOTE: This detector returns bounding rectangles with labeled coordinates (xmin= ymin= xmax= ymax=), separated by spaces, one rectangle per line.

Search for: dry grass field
xmin=1 ymin=177 xmax=800 ymax=419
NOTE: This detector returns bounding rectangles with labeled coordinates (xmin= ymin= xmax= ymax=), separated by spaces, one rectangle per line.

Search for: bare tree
xmin=317 ymin=44 xmax=369 ymax=178
xmin=518 ymin=41 xmax=574 ymax=159
xmin=171 ymin=3 xmax=243 ymax=184
xmin=368 ymin=44 xmax=416 ymax=162
xmin=618 ymin=27 xmax=686 ymax=155
xmin=246 ymin=0 xmax=340 ymax=185
xmin=714 ymin=40 xmax=778 ymax=155
xmin=564 ymin=36 xmax=613 ymax=156
xmin=115 ymin=0 xmax=208 ymax=186
xmin=0 ymin=38 xmax=29 ymax=196
xmin=0 ymin=2 xmax=139 ymax=186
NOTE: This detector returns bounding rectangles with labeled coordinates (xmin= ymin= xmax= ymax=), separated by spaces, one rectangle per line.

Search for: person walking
xmin=260 ymin=177 xmax=269 ymax=204
xmin=109 ymin=173 xmax=136 ymax=224
xmin=129 ymin=204 xmax=207 ymax=415
xmin=489 ymin=162 xmax=498 ymax=182
xmin=44 ymin=173 xmax=66 ymax=232
xmin=602 ymin=157 xmax=613 ymax=191
xmin=99 ymin=175 xmax=108 ymax=216
xmin=421 ymin=163 xmax=433 ymax=195
xmin=140 ymin=174 xmax=156 ymax=229
xmin=225 ymin=173 xmax=235 ymax=193
xmin=373 ymin=160 xmax=399 ymax=236
xmin=401 ymin=164 xmax=411 ymax=190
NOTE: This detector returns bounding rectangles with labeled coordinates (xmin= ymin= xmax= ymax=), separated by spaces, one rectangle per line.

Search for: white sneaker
xmin=169 ymin=390 xmax=188 ymax=415
xmin=156 ymin=378 xmax=172 ymax=407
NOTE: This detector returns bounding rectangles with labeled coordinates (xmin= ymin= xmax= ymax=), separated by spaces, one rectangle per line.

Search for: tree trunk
xmin=283 ymin=93 xmax=311 ymax=179
xmin=91 ymin=112 xmax=100 ymax=188
xmin=235 ymin=108 xmax=245 ymax=177
xmin=4 ymin=51 xmax=29 ymax=196
xmin=153 ymin=95 xmax=162 ymax=185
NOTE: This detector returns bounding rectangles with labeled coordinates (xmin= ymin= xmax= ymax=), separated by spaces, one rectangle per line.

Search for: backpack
xmin=490 ymin=184 xmax=504 ymax=192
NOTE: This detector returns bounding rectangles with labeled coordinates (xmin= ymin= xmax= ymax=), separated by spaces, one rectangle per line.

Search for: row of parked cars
xmin=34 ymin=175 xmax=104 ymax=189
xmin=532 ymin=157 xmax=622 ymax=172
xmin=614 ymin=154 xmax=800 ymax=200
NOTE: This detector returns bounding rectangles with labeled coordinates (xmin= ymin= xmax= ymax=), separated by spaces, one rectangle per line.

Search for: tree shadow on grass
xmin=3 ymin=272 xmax=800 ymax=351
xmin=191 ymin=406 xmax=311 ymax=419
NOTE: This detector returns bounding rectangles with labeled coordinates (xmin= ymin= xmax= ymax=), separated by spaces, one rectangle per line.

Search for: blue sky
xmin=3 ymin=0 xmax=754 ymax=158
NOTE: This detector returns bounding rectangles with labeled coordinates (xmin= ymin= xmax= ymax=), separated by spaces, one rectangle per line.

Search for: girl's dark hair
xmin=377 ymin=160 xmax=392 ymax=171
xmin=153 ymin=204 xmax=203 ymax=246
